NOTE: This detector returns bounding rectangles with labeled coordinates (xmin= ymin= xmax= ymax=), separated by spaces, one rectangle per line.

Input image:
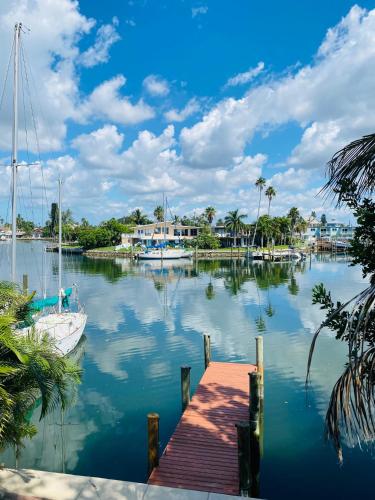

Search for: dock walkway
xmin=148 ymin=361 xmax=257 ymax=496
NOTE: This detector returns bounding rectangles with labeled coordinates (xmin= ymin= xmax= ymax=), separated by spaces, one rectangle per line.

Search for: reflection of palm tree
xmin=288 ymin=275 xmax=299 ymax=296
xmin=205 ymin=282 xmax=215 ymax=300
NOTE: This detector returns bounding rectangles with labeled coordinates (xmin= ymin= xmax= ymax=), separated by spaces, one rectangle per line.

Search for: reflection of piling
xmin=147 ymin=413 xmax=159 ymax=476
xmin=22 ymin=274 xmax=28 ymax=294
xmin=249 ymin=372 xmax=261 ymax=497
xmin=181 ymin=366 xmax=191 ymax=413
xmin=203 ymin=334 xmax=211 ymax=370
xmin=236 ymin=421 xmax=251 ymax=496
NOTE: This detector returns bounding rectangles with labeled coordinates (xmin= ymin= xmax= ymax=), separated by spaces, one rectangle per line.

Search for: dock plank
xmin=148 ymin=361 xmax=256 ymax=495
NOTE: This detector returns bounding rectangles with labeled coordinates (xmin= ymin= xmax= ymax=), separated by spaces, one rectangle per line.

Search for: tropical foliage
xmin=153 ymin=206 xmax=164 ymax=222
xmin=308 ymin=133 xmax=375 ymax=462
xmin=224 ymin=209 xmax=247 ymax=239
xmin=0 ymin=282 xmax=80 ymax=452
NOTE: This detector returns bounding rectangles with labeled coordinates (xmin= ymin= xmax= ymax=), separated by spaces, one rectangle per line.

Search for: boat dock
xmin=148 ymin=351 xmax=260 ymax=496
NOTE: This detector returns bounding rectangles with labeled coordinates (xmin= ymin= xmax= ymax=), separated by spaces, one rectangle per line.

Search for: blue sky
xmin=0 ymin=0 xmax=374 ymax=225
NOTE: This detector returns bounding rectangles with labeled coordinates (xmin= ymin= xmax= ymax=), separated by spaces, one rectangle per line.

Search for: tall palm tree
xmin=251 ymin=177 xmax=266 ymax=246
xmin=205 ymin=206 xmax=216 ymax=234
xmin=153 ymin=205 xmax=164 ymax=222
xmin=224 ymin=209 xmax=247 ymax=246
xmin=205 ymin=206 xmax=216 ymax=224
xmin=287 ymin=207 xmax=300 ymax=240
xmin=265 ymin=186 xmax=276 ymax=216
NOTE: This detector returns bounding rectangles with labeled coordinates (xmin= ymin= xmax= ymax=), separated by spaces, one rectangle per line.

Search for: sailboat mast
xmin=11 ymin=23 xmax=21 ymax=283
xmin=163 ymin=193 xmax=167 ymax=245
xmin=58 ymin=177 xmax=62 ymax=313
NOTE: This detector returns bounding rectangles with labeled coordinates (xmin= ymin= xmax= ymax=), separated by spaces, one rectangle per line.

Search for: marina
xmin=0 ymin=241 xmax=370 ymax=500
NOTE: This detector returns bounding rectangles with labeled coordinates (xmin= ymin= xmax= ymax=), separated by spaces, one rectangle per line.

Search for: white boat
xmin=9 ymin=24 xmax=86 ymax=356
xmin=33 ymin=312 xmax=87 ymax=356
xmin=138 ymin=248 xmax=193 ymax=260
xmin=245 ymin=250 xmax=263 ymax=260
xmin=137 ymin=194 xmax=193 ymax=260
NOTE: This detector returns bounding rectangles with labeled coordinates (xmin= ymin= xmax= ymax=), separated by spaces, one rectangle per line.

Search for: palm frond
xmin=322 ymin=133 xmax=375 ymax=202
xmin=326 ymin=346 xmax=375 ymax=463
xmin=307 ymin=284 xmax=375 ymax=459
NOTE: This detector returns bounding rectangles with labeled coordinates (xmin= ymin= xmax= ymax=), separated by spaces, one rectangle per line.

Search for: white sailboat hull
xmin=33 ymin=312 xmax=87 ymax=357
xmin=138 ymin=249 xmax=193 ymax=260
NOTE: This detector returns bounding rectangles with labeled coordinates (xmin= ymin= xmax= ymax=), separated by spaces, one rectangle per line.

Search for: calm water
xmin=0 ymin=241 xmax=373 ymax=499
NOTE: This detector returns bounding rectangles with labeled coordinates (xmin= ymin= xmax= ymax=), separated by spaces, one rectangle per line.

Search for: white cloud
xmin=181 ymin=6 xmax=375 ymax=173
xmin=79 ymin=75 xmax=155 ymax=125
xmin=225 ymin=61 xmax=265 ymax=88
xmin=143 ymin=74 xmax=170 ymax=97
xmin=164 ymin=98 xmax=200 ymax=122
xmin=79 ymin=17 xmax=120 ymax=68
xmin=192 ymin=6 xmax=208 ymax=18
xmin=0 ymin=0 xmax=94 ymax=152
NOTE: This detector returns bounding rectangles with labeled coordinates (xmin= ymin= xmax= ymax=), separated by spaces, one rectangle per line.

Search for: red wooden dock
xmin=148 ymin=361 xmax=257 ymax=495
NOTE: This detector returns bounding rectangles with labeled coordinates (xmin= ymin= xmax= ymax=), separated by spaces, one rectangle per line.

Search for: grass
xmin=87 ymin=246 xmax=132 ymax=253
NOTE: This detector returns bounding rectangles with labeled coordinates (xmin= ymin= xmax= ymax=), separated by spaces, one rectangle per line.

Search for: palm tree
xmin=295 ymin=217 xmax=308 ymax=241
xmin=205 ymin=206 xmax=216 ymax=233
xmin=307 ymin=132 xmax=375 ymax=462
xmin=0 ymin=282 xmax=80 ymax=451
xmin=287 ymin=207 xmax=300 ymax=241
xmin=131 ymin=209 xmax=149 ymax=225
xmin=265 ymin=186 xmax=276 ymax=216
xmin=172 ymin=215 xmax=180 ymax=225
xmin=251 ymin=177 xmax=266 ymax=246
xmin=204 ymin=206 xmax=216 ymax=224
xmin=224 ymin=209 xmax=247 ymax=246
xmin=257 ymin=215 xmax=272 ymax=248
xmin=153 ymin=205 xmax=164 ymax=222
xmin=322 ymin=132 xmax=375 ymax=202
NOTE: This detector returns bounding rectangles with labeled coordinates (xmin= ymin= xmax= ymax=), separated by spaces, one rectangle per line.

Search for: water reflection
xmin=0 ymin=243 xmax=371 ymax=499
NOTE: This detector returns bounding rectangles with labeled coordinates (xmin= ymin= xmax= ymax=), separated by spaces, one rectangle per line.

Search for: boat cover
xmin=30 ymin=287 xmax=72 ymax=311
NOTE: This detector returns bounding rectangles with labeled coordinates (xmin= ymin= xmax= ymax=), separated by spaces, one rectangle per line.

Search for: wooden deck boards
xmin=148 ymin=361 xmax=257 ymax=495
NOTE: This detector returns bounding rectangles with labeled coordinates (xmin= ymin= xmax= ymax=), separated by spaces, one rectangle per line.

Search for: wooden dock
xmin=148 ymin=361 xmax=257 ymax=495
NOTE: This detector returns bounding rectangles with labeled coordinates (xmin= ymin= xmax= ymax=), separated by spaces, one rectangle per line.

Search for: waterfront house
xmin=302 ymin=220 xmax=355 ymax=244
xmin=121 ymin=221 xmax=200 ymax=247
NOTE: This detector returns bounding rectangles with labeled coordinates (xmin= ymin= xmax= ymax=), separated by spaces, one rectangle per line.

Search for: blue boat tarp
xmin=30 ymin=288 xmax=72 ymax=311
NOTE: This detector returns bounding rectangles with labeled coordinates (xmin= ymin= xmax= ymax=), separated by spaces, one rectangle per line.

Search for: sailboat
xmin=137 ymin=194 xmax=193 ymax=260
xmin=10 ymin=23 xmax=86 ymax=356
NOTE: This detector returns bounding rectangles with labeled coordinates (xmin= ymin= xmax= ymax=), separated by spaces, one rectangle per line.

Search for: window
xmin=190 ymin=228 xmax=197 ymax=236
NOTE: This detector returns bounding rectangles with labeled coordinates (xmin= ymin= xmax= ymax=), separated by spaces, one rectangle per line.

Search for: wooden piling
xmin=249 ymin=372 xmax=261 ymax=497
xmin=204 ymin=334 xmax=211 ymax=370
xmin=147 ymin=413 xmax=159 ymax=476
xmin=181 ymin=366 xmax=191 ymax=413
xmin=22 ymin=274 xmax=28 ymax=294
xmin=236 ymin=421 xmax=251 ymax=497
xmin=255 ymin=336 xmax=264 ymax=397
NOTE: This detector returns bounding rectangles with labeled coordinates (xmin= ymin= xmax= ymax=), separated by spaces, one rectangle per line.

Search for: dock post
xmin=147 ymin=413 xmax=159 ymax=476
xmin=203 ymin=334 xmax=211 ymax=370
xmin=236 ymin=421 xmax=251 ymax=497
xmin=22 ymin=274 xmax=28 ymax=294
xmin=249 ymin=372 xmax=261 ymax=497
xmin=181 ymin=366 xmax=191 ymax=412
xmin=255 ymin=336 xmax=264 ymax=397
xmin=255 ymin=336 xmax=264 ymax=458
